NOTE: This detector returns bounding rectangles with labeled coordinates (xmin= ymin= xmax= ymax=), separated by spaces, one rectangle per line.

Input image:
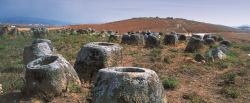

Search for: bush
xmin=222 ymin=87 xmax=241 ymax=98
xmin=241 ymin=45 xmax=250 ymax=51
xmin=164 ymin=56 xmax=171 ymax=64
xmin=150 ymin=49 xmax=162 ymax=57
xmin=162 ymin=76 xmax=179 ymax=90
xmin=168 ymin=48 xmax=179 ymax=52
xmin=222 ymin=72 xmax=237 ymax=84
xmin=0 ymin=45 xmax=6 ymax=50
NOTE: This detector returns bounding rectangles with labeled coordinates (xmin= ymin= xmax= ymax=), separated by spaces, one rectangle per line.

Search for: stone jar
xmin=74 ymin=42 xmax=123 ymax=83
xmin=25 ymin=55 xmax=81 ymax=96
xmin=92 ymin=67 xmax=167 ymax=103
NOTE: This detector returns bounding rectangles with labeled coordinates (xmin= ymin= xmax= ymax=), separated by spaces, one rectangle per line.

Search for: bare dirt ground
xmin=66 ymin=18 xmax=247 ymax=34
xmin=14 ymin=27 xmax=64 ymax=31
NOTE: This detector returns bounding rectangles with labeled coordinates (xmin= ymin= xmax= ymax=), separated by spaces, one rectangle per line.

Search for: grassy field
xmin=0 ymin=31 xmax=249 ymax=102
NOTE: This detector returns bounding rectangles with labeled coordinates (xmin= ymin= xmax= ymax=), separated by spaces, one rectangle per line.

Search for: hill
xmin=66 ymin=18 xmax=248 ymax=33
xmin=0 ymin=17 xmax=74 ymax=26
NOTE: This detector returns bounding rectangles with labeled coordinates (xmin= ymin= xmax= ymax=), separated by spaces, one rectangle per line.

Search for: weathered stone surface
xmin=129 ymin=34 xmax=144 ymax=45
xmin=217 ymin=45 xmax=231 ymax=54
xmin=185 ymin=37 xmax=204 ymax=52
xmin=163 ymin=34 xmax=178 ymax=45
xmin=176 ymin=34 xmax=180 ymax=38
xmin=217 ymin=37 xmax=225 ymax=42
xmin=121 ymin=34 xmax=130 ymax=44
xmin=141 ymin=30 xmax=147 ymax=35
xmin=211 ymin=36 xmax=217 ymax=41
xmin=92 ymin=67 xmax=167 ymax=103
xmin=91 ymin=29 xmax=96 ymax=33
xmin=30 ymin=28 xmax=36 ymax=32
xmin=74 ymin=42 xmax=123 ymax=83
xmin=170 ymin=31 xmax=176 ymax=34
xmin=194 ymin=54 xmax=205 ymax=62
xmin=0 ymin=27 xmax=8 ymax=36
xmin=153 ymin=32 xmax=160 ymax=37
xmin=32 ymin=39 xmax=57 ymax=53
xmin=21 ymin=31 xmax=31 ymax=38
xmin=144 ymin=34 xmax=149 ymax=41
xmin=101 ymin=29 xmax=105 ymax=33
xmin=131 ymin=31 xmax=135 ymax=34
xmin=23 ymin=39 xmax=58 ymax=65
xmin=87 ymin=28 xmax=91 ymax=31
xmin=178 ymin=34 xmax=186 ymax=41
xmin=41 ymin=27 xmax=46 ymax=32
xmin=204 ymin=38 xmax=215 ymax=45
xmin=147 ymin=31 xmax=151 ymax=35
xmin=77 ymin=29 xmax=88 ymax=34
xmin=145 ymin=35 xmax=161 ymax=48
xmin=220 ymin=41 xmax=230 ymax=47
xmin=159 ymin=32 xmax=163 ymax=35
xmin=203 ymin=34 xmax=212 ymax=40
xmin=10 ymin=28 xmax=18 ymax=36
xmin=71 ymin=28 xmax=76 ymax=33
xmin=191 ymin=34 xmax=203 ymax=40
xmin=56 ymin=29 xmax=61 ymax=33
xmin=25 ymin=55 xmax=81 ymax=96
xmin=108 ymin=30 xmax=113 ymax=34
xmin=23 ymin=42 xmax=53 ymax=65
xmin=205 ymin=47 xmax=227 ymax=60
xmin=34 ymin=30 xmax=46 ymax=38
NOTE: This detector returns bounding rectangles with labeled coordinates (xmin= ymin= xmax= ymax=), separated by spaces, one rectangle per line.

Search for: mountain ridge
xmin=0 ymin=17 xmax=75 ymax=26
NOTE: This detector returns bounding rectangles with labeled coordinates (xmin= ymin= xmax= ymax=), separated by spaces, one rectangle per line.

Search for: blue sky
xmin=0 ymin=0 xmax=249 ymax=26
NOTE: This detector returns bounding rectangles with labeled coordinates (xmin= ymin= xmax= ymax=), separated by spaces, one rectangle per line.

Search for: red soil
xmin=66 ymin=18 xmax=248 ymax=34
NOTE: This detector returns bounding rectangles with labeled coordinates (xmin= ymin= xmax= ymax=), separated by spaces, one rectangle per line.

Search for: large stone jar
xmin=25 ymin=55 xmax=81 ymax=95
xmin=92 ymin=67 xmax=167 ymax=103
xmin=74 ymin=42 xmax=123 ymax=83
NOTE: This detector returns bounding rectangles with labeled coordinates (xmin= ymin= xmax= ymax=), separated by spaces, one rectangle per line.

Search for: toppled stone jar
xmin=25 ymin=55 xmax=81 ymax=96
xmin=92 ymin=67 xmax=167 ymax=103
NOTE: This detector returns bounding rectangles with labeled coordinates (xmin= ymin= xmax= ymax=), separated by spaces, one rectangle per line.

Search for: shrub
xmin=162 ymin=76 xmax=179 ymax=90
xmin=241 ymin=45 xmax=250 ymax=51
xmin=164 ymin=56 xmax=171 ymax=64
xmin=222 ymin=87 xmax=241 ymax=98
xmin=150 ymin=49 xmax=162 ymax=57
xmin=0 ymin=45 xmax=6 ymax=50
xmin=168 ymin=48 xmax=179 ymax=52
xmin=222 ymin=72 xmax=237 ymax=84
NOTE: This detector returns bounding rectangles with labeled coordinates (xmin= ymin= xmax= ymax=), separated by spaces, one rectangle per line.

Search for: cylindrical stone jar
xmin=25 ymin=55 xmax=81 ymax=96
xmin=92 ymin=67 xmax=167 ymax=103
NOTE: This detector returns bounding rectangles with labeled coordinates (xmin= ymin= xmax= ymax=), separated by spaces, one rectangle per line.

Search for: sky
xmin=0 ymin=0 xmax=249 ymax=26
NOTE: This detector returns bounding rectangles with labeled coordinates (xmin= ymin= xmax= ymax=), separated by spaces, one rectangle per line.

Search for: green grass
xmin=164 ymin=56 xmax=171 ymax=64
xmin=221 ymin=72 xmax=237 ymax=84
xmin=168 ymin=48 xmax=179 ymax=52
xmin=161 ymin=75 xmax=179 ymax=90
xmin=222 ymin=86 xmax=241 ymax=98
xmin=150 ymin=49 xmax=162 ymax=57
xmin=0 ymin=44 xmax=6 ymax=50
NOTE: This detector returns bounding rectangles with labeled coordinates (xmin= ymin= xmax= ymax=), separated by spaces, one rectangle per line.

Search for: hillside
xmin=66 ymin=18 xmax=248 ymax=33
